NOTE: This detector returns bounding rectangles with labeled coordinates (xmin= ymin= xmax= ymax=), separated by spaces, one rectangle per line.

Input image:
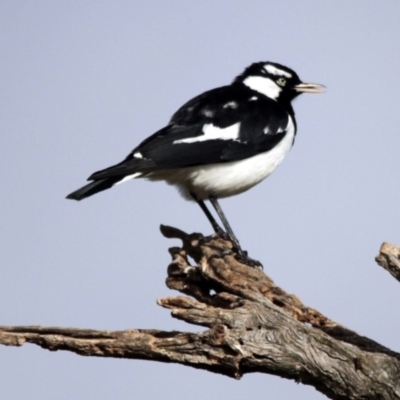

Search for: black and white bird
xmin=67 ymin=61 xmax=324 ymax=264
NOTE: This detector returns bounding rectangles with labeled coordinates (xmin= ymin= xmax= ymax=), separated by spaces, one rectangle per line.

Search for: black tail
xmin=66 ymin=177 xmax=122 ymax=201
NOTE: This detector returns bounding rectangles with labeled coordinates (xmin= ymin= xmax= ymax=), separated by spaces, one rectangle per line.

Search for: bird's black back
xmin=89 ymin=84 xmax=295 ymax=180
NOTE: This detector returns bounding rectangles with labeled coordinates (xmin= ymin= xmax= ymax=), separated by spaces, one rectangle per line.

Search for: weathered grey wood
xmin=1 ymin=226 xmax=399 ymax=400
xmin=376 ymin=242 xmax=400 ymax=283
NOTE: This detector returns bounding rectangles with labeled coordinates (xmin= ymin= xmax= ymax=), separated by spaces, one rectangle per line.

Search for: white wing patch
xmin=173 ymin=122 xmax=241 ymax=144
xmin=223 ymin=101 xmax=238 ymax=109
xmin=133 ymin=152 xmax=143 ymax=159
xmin=264 ymin=64 xmax=292 ymax=78
xmin=161 ymin=115 xmax=296 ymax=200
xmin=277 ymin=125 xmax=286 ymax=134
xmin=242 ymin=76 xmax=281 ymax=100
xmin=264 ymin=122 xmax=285 ymax=135
xmin=201 ymin=108 xmax=214 ymax=117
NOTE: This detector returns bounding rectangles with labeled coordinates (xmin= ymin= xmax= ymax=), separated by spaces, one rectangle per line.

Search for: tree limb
xmin=1 ymin=226 xmax=399 ymax=400
xmin=376 ymin=242 xmax=400 ymax=283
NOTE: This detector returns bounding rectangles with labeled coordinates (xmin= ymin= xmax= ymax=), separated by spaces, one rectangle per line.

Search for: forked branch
xmin=1 ymin=227 xmax=399 ymax=400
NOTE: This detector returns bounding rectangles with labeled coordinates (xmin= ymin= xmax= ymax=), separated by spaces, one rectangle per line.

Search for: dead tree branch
xmin=1 ymin=226 xmax=399 ymax=400
xmin=376 ymin=242 xmax=400 ymax=283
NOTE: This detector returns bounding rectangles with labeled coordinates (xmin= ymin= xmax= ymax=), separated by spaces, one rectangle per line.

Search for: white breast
xmin=154 ymin=116 xmax=295 ymax=200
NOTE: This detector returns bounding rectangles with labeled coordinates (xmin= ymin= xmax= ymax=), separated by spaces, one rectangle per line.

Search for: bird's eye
xmin=277 ymin=77 xmax=287 ymax=86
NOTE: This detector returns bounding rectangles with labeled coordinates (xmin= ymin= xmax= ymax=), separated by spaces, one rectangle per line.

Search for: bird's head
xmin=235 ymin=61 xmax=325 ymax=103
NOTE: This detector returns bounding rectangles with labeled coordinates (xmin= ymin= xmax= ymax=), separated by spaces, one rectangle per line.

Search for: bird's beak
xmin=295 ymin=82 xmax=326 ymax=94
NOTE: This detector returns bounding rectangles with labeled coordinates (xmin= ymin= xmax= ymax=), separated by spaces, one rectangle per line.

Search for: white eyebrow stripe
xmin=264 ymin=64 xmax=292 ymax=78
xmin=173 ymin=122 xmax=241 ymax=144
xmin=243 ymin=76 xmax=281 ymax=100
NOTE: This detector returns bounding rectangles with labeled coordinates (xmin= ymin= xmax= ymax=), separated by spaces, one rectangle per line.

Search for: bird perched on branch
xmin=67 ymin=61 xmax=324 ymax=266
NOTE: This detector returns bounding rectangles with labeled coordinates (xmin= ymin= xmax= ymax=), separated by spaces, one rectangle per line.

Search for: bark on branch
xmin=1 ymin=226 xmax=400 ymax=400
xmin=376 ymin=242 xmax=400 ymax=283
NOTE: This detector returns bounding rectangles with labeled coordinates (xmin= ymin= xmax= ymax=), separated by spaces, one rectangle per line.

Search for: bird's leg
xmin=209 ymin=196 xmax=262 ymax=269
xmin=209 ymin=196 xmax=241 ymax=250
xmin=192 ymin=194 xmax=225 ymax=235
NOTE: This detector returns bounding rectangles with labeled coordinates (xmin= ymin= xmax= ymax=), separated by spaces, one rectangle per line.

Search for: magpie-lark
xmin=67 ymin=61 xmax=324 ymax=265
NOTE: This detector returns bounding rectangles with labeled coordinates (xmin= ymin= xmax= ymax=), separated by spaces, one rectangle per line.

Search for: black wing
xmin=89 ymin=85 xmax=294 ymax=180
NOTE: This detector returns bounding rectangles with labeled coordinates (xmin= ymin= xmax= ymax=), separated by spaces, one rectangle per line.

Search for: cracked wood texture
xmin=1 ymin=226 xmax=400 ymax=400
xmin=376 ymin=242 xmax=400 ymax=283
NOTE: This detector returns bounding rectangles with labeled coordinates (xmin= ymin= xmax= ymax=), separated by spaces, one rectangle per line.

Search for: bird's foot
xmin=236 ymin=249 xmax=263 ymax=269
xmin=200 ymin=231 xmax=262 ymax=269
xmin=215 ymin=229 xmax=230 ymax=241
xmin=210 ymin=224 xmax=229 ymax=240
xmin=201 ymin=229 xmax=229 ymax=243
xmin=207 ymin=246 xmax=263 ymax=269
xmin=208 ymin=248 xmax=234 ymax=261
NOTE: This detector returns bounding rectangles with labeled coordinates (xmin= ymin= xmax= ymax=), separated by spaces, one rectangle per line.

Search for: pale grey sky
xmin=1 ymin=2 xmax=400 ymax=399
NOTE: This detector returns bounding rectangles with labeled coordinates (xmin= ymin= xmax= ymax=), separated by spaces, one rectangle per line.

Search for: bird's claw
xmin=215 ymin=230 xmax=230 ymax=241
xmin=200 ymin=231 xmax=262 ymax=269
xmin=209 ymin=249 xmax=234 ymax=261
xmin=201 ymin=230 xmax=229 ymax=244
xmin=208 ymin=246 xmax=263 ymax=269
xmin=236 ymin=249 xmax=263 ymax=269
